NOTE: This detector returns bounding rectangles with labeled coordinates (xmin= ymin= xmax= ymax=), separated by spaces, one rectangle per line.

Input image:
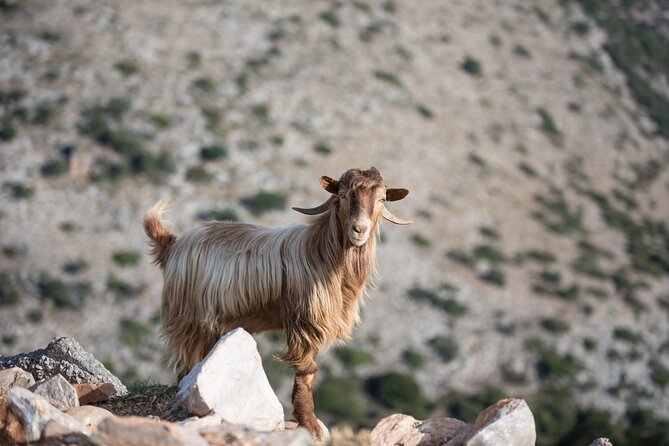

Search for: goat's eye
xmin=378 ymin=198 xmax=386 ymax=203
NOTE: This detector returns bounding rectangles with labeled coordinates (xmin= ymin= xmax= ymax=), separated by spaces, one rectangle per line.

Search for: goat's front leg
xmin=291 ymin=352 xmax=324 ymax=441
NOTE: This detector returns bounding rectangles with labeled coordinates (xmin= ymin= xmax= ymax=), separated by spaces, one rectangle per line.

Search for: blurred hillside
xmin=0 ymin=0 xmax=668 ymax=444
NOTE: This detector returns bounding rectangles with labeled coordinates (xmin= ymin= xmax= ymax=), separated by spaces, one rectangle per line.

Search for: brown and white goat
xmin=143 ymin=167 xmax=410 ymax=440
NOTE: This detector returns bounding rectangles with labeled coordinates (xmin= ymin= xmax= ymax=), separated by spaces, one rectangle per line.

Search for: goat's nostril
xmin=352 ymin=224 xmax=368 ymax=234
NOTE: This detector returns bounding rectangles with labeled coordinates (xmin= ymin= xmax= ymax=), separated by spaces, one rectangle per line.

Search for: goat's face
xmin=293 ymin=167 xmax=411 ymax=246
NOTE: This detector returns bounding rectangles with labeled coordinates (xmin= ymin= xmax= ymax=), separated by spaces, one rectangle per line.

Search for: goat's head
xmin=293 ymin=167 xmax=411 ymax=247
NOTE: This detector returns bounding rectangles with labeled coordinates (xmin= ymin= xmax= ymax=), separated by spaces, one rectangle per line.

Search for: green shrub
xmin=402 ymin=348 xmax=426 ymax=369
xmin=540 ymin=318 xmax=570 ymax=334
xmin=2 ymin=245 xmax=23 ymax=258
xmin=200 ymin=144 xmax=228 ymax=161
xmin=241 ymin=191 xmax=287 ymax=216
xmin=407 ymin=286 xmax=467 ymax=317
xmin=192 ymin=77 xmax=216 ymax=92
xmin=40 ymin=158 xmax=67 ymax=177
xmin=440 ymin=386 xmax=506 ymax=422
xmin=107 ymin=276 xmax=145 ymax=299
xmin=149 ymin=114 xmax=171 ymax=129
xmin=59 ymin=221 xmax=77 ymax=233
xmin=518 ymin=162 xmax=538 ymax=177
xmin=461 ymin=56 xmax=483 ymax=76
xmin=0 ymin=271 xmax=20 ymax=306
xmin=416 ymin=104 xmax=434 ymax=119
xmin=536 ymin=347 xmax=580 ymax=381
xmin=537 ymin=108 xmax=563 ymax=147
xmin=479 ymin=226 xmax=500 ymax=240
xmin=3 ymin=181 xmax=34 ymax=200
xmin=114 ymin=59 xmax=140 ymax=76
xmin=62 ymin=259 xmax=89 ymax=275
xmin=373 ymin=70 xmax=402 ymax=87
xmin=112 ymin=250 xmax=141 ymax=267
xmin=185 ymin=166 xmax=213 ymax=183
xmin=314 ymin=377 xmax=366 ymax=425
xmin=428 ymin=335 xmax=458 ymax=362
xmin=119 ymin=318 xmax=150 ymax=349
xmin=571 ymin=21 xmax=590 ymax=36
xmin=513 ymin=44 xmax=531 ymax=58
xmin=251 ymin=104 xmax=270 ymax=125
xmin=0 ymin=118 xmax=16 ymax=140
xmin=314 ymin=143 xmax=333 ymax=156
xmin=411 ymin=233 xmax=431 ymax=249
xmin=533 ymin=188 xmax=583 ymax=235
xmin=473 ymin=244 xmax=505 ymax=263
xmin=38 ymin=273 xmax=89 ymax=308
xmin=197 ymin=207 xmax=239 ymax=222
xmin=649 ymin=360 xmax=669 ymax=388
xmin=480 ymin=267 xmax=506 ymax=286
xmin=319 ymin=10 xmax=339 ymax=28
xmin=32 ymin=100 xmax=55 ymax=125
xmin=185 ymin=51 xmax=201 ymax=69
xmin=365 ymin=372 xmax=429 ymax=418
xmin=613 ymin=327 xmax=642 ymax=344
xmin=334 ymin=347 xmax=375 ymax=369
xmin=468 ymin=152 xmax=486 ymax=167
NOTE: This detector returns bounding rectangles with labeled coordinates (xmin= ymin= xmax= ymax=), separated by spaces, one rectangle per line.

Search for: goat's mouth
xmin=348 ymin=232 xmax=369 ymax=247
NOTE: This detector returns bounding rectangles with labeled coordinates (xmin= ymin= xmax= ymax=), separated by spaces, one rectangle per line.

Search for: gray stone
xmin=30 ymin=374 xmax=79 ymax=410
xmin=92 ymin=415 xmax=207 ymax=446
xmin=371 ymin=413 xmax=471 ymax=446
xmin=199 ymin=421 xmax=314 ymax=446
xmin=0 ymin=367 xmax=35 ymax=395
xmin=65 ymin=405 xmax=116 ymax=430
xmin=464 ymin=398 xmax=536 ymax=446
xmin=589 ymin=439 xmax=613 ymax=446
xmin=177 ymin=328 xmax=284 ymax=432
xmin=0 ymin=337 xmax=127 ymax=396
xmin=4 ymin=386 xmax=89 ymax=442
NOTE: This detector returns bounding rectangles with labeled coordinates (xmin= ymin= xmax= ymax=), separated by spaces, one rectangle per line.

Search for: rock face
xmin=464 ymin=398 xmax=536 ymax=446
xmin=2 ymin=386 xmax=88 ymax=443
xmin=0 ymin=337 xmax=127 ymax=397
xmin=93 ymin=415 xmax=208 ymax=446
xmin=30 ymin=374 xmax=79 ymax=410
xmin=177 ymin=328 xmax=284 ymax=432
xmin=589 ymin=439 xmax=613 ymax=446
xmin=0 ymin=367 xmax=35 ymax=394
xmin=371 ymin=413 xmax=471 ymax=446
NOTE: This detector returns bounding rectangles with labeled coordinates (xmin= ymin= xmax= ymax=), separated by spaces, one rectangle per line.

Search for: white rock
xmin=371 ymin=413 xmax=471 ymax=446
xmin=177 ymin=328 xmax=284 ymax=432
xmin=30 ymin=374 xmax=79 ymax=410
xmin=0 ymin=367 xmax=35 ymax=395
xmin=65 ymin=405 xmax=116 ymax=430
xmin=589 ymin=439 xmax=613 ymax=446
xmin=464 ymin=398 xmax=536 ymax=446
xmin=4 ymin=387 xmax=89 ymax=442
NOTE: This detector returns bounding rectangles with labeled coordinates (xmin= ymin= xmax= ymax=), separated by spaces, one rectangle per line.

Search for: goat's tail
xmin=144 ymin=200 xmax=176 ymax=270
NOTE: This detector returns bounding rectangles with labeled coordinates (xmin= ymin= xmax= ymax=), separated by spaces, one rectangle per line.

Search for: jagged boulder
xmin=30 ymin=374 xmax=79 ymax=410
xmin=589 ymin=439 xmax=613 ymax=446
xmin=91 ymin=415 xmax=208 ymax=446
xmin=73 ymin=382 xmax=117 ymax=405
xmin=464 ymin=398 xmax=536 ymax=446
xmin=371 ymin=413 xmax=471 ymax=446
xmin=0 ymin=337 xmax=127 ymax=397
xmin=177 ymin=328 xmax=284 ymax=432
xmin=0 ymin=387 xmax=89 ymax=443
xmin=0 ymin=367 xmax=35 ymax=395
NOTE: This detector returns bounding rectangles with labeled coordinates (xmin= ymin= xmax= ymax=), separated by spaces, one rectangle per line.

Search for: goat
xmin=143 ymin=167 xmax=410 ymax=440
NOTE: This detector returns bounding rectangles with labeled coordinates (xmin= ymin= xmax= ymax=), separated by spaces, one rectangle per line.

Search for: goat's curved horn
xmin=292 ymin=195 xmax=336 ymax=215
xmin=382 ymin=206 xmax=413 ymax=225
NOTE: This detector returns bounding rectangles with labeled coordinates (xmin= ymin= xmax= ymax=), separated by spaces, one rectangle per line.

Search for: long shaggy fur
xmin=149 ymin=202 xmax=376 ymax=377
xmin=143 ymin=200 xmax=176 ymax=270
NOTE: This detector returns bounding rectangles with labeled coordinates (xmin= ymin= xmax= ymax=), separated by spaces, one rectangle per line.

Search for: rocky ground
xmin=1 ymin=0 xmax=668 ymax=444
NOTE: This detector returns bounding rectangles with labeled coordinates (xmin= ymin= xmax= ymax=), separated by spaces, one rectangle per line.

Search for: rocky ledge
xmin=0 ymin=332 xmax=612 ymax=445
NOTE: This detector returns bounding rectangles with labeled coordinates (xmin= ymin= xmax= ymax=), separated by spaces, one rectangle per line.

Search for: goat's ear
xmin=320 ymin=176 xmax=339 ymax=194
xmin=386 ymin=188 xmax=409 ymax=201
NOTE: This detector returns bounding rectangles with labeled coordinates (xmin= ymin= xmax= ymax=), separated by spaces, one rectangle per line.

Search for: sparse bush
xmin=114 ymin=59 xmax=140 ymax=76
xmin=241 ymin=190 xmax=287 ymax=216
xmin=461 ymin=56 xmax=483 ymax=76
xmin=59 ymin=221 xmax=76 ymax=233
xmin=649 ymin=360 xmax=669 ymax=388
xmin=200 ymin=144 xmax=228 ymax=161
xmin=62 ymin=258 xmax=89 ymax=275
xmin=373 ymin=70 xmax=402 ymax=87
xmin=533 ymin=188 xmax=583 ymax=235
xmin=2 ymin=245 xmax=23 ymax=258
xmin=540 ymin=318 xmax=570 ymax=334
xmin=428 ymin=335 xmax=458 ymax=362
xmin=32 ymin=100 xmax=55 ymax=125
xmin=571 ymin=21 xmax=590 ymax=36
xmin=473 ymin=244 xmax=505 ymax=263
xmin=192 ymin=77 xmax=216 ymax=92
xmin=0 ymin=119 xmax=17 ymax=141
xmin=613 ymin=327 xmax=643 ymax=344
xmin=119 ymin=318 xmax=150 ymax=349
xmin=185 ymin=166 xmax=213 ymax=183
xmin=416 ymin=104 xmax=434 ymax=119
xmin=402 ymin=348 xmax=426 ymax=369
xmin=3 ymin=181 xmax=35 ymax=200
xmin=149 ymin=114 xmax=171 ymax=129
xmin=411 ymin=233 xmax=431 ymax=249
xmin=319 ymin=10 xmax=339 ymax=28
xmin=365 ymin=372 xmax=429 ymax=418
xmin=513 ymin=45 xmax=531 ymax=58
xmin=197 ymin=207 xmax=239 ymax=222
xmin=112 ymin=250 xmax=141 ymax=267
xmin=40 ymin=158 xmax=67 ymax=177
xmin=536 ymin=347 xmax=580 ymax=381
xmin=537 ymin=108 xmax=563 ymax=147
xmin=0 ymin=271 xmax=20 ymax=306
xmin=468 ymin=152 xmax=486 ymax=168
xmin=334 ymin=347 xmax=375 ymax=368
xmin=251 ymin=104 xmax=270 ymax=125
xmin=185 ymin=51 xmax=201 ymax=69
xmin=440 ymin=386 xmax=506 ymax=422
xmin=518 ymin=162 xmax=538 ymax=178
xmin=407 ymin=286 xmax=467 ymax=317
xmin=314 ymin=377 xmax=366 ymax=425
xmin=107 ymin=275 xmax=145 ymax=299
xmin=480 ymin=267 xmax=506 ymax=287
xmin=38 ymin=273 xmax=89 ymax=308
xmin=314 ymin=143 xmax=333 ymax=156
